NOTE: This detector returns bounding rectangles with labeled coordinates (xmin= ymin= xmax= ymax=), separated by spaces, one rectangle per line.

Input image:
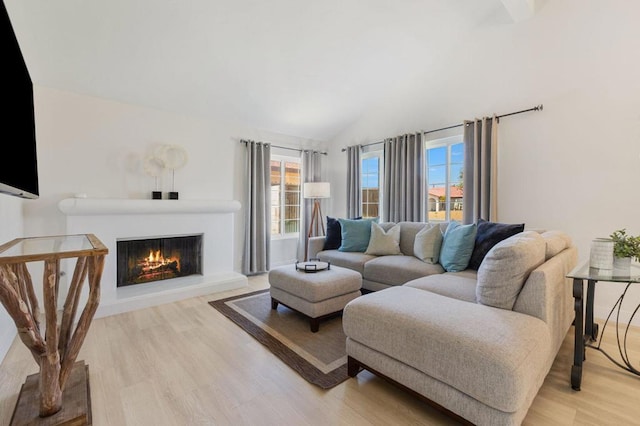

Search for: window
xmin=425 ymin=136 xmax=464 ymax=222
xmin=270 ymin=156 xmax=301 ymax=237
xmin=361 ymin=151 xmax=382 ymax=218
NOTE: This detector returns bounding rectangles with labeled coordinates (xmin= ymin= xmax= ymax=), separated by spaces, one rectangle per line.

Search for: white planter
xmin=613 ymin=256 xmax=632 ymax=276
xmin=589 ymin=238 xmax=614 ymax=269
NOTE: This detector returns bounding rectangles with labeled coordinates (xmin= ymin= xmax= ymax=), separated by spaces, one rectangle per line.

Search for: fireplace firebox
xmin=116 ymin=234 xmax=203 ymax=287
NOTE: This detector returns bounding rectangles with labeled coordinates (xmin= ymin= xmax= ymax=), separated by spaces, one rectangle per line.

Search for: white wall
xmin=0 ymin=195 xmax=23 ymax=361
xmin=24 ymin=86 xmax=325 ymax=273
xmin=0 ymin=86 xmax=325 ymax=364
xmin=327 ymin=0 xmax=640 ymax=324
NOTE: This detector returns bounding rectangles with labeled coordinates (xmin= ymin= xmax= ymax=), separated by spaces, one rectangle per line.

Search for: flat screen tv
xmin=0 ymin=0 xmax=39 ymax=199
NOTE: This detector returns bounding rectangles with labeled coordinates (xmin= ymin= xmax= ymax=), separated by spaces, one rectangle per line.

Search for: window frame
xmin=424 ymin=135 xmax=464 ymax=223
xmin=360 ymin=149 xmax=383 ymax=219
xmin=270 ymin=154 xmax=302 ymax=240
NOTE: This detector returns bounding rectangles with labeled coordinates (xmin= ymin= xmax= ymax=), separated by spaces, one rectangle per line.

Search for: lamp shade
xmin=303 ymin=182 xmax=331 ymax=199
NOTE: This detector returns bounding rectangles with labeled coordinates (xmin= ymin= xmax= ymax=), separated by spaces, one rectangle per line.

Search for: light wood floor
xmin=1 ymin=275 xmax=639 ymax=425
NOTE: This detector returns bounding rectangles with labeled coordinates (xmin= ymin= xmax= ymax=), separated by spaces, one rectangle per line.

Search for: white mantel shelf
xmin=58 ymin=198 xmax=241 ymax=215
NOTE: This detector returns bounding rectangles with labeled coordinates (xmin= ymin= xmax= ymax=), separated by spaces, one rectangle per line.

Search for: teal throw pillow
xmin=439 ymin=221 xmax=478 ymax=272
xmin=338 ymin=218 xmax=379 ymax=252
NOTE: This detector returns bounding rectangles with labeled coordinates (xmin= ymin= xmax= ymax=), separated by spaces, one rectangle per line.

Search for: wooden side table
xmin=0 ymin=234 xmax=107 ymax=424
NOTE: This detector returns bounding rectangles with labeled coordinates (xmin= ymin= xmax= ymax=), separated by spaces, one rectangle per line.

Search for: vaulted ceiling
xmin=5 ymin=0 xmax=536 ymax=141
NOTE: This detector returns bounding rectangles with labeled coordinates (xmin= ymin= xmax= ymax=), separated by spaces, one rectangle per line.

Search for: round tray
xmin=295 ymin=260 xmax=330 ymax=273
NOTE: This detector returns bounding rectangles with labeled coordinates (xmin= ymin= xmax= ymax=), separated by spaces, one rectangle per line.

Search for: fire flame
xmin=147 ymin=250 xmax=164 ymax=264
xmin=140 ymin=249 xmax=180 ymax=273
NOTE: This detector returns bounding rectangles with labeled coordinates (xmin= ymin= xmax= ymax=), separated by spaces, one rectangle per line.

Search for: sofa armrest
xmin=513 ymin=246 xmax=577 ymax=354
xmin=307 ymin=236 xmax=326 ymax=259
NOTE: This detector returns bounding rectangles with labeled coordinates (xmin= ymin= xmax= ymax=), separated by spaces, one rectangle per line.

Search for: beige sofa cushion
xmin=363 ymin=255 xmax=444 ymax=286
xmin=404 ymin=270 xmax=477 ymax=303
xmin=317 ymin=250 xmax=376 ymax=275
xmin=476 ymin=231 xmax=546 ymax=310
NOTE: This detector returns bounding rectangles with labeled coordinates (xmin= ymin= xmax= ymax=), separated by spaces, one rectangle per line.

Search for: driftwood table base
xmin=10 ymin=360 xmax=91 ymax=426
xmin=0 ymin=234 xmax=107 ymax=418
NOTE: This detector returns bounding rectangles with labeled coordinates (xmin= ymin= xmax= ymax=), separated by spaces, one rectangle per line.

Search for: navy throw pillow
xmin=323 ymin=216 xmax=361 ymax=250
xmin=468 ymin=218 xmax=525 ymax=270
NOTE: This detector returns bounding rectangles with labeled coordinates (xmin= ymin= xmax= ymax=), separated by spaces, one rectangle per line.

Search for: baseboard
xmin=95 ymin=272 xmax=248 ymax=318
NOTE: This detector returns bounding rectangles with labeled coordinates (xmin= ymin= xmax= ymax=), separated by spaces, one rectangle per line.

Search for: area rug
xmin=208 ymin=289 xmax=348 ymax=389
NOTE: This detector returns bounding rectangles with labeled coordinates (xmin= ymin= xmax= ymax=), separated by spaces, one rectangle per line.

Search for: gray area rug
xmin=208 ymin=289 xmax=348 ymax=389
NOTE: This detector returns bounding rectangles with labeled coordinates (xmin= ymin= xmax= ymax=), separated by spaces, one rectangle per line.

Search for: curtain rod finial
xmin=537 ymin=104 xmax=543 ymax=111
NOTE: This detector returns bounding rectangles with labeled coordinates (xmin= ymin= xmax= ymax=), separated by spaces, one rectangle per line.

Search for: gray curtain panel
xmin=383 ymin=133 xmax=425 ymax=222
xmin=298 ymin=150 xmax=322 ymax=261
xmin=242 ymin=140 xmax=271 ymax=275
xmin=463 ymin=116 xmax=499 ymax=224
xmin=346 ymin=145 xmax=361 ymax=218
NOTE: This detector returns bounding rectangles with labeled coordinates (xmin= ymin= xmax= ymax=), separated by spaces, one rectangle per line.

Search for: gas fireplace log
xmin=59 ymin=256 xmax=88 ymax=358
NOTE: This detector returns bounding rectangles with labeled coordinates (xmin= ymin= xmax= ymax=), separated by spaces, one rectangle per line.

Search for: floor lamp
xmin=303 ymin=182 xmax=331 ymax=261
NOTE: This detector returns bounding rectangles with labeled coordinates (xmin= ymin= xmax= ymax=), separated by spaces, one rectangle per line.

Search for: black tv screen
xmin=1 ymin=0 xmax=39 ymax=199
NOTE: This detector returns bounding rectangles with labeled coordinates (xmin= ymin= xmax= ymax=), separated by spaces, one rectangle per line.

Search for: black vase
xmin=168 ymin=191 xmax=179 ymax=200
xmin=152 ymin=191 xmax=162 ymax=200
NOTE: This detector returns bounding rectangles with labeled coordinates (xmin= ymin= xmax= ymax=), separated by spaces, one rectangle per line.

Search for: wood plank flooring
xmin=1 ymin=275 xmax=639 ymax=425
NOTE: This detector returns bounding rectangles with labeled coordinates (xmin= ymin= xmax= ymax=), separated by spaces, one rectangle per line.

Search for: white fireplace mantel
xmin=58 ymin=198 xmax=241 ymax=215
xmin=58 ymin=197 xmax=247 ymax=317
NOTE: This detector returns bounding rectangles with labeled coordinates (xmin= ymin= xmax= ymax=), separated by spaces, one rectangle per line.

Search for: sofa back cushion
xmin=540 ymin=230 xmax=572 ymax=260
xmin=396 ymin=221 xmax=428 ymax=256
xmin=439 ymin=221 xmax=477 ymax=272
xmin=476 ymin=231 xmax=546 ymax=310
xmin=395 ymin=222 xmax=448 ymax=256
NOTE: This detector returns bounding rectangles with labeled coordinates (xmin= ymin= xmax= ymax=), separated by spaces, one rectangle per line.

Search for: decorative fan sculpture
xmin=143 ymin=155 xmax=166 ymax=199
xmin=157 ymin=144 xmax=188 ymax=199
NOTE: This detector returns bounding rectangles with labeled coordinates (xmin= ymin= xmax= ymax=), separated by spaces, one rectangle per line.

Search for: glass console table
xmin=0 ymin=234 xmax=107 ymax=424
xmin=567 ymin=261 xmax=640 ymax=391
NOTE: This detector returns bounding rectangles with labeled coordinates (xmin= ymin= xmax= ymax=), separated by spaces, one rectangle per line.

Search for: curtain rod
xmin=341 ymin=104 xmax=543 ymax=152
xmin=240 ymin=140 xmax=327 ymax=155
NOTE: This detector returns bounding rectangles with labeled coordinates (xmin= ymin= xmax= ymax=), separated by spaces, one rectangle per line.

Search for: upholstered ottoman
xmin=268 ymin=264 xmax=362 ymax=332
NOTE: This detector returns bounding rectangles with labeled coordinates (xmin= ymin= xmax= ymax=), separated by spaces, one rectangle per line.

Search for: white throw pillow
xmin=413 ymin=223 xmax=443 ymax=264
xmin=365 ymin=222 xmax=402 ymax=255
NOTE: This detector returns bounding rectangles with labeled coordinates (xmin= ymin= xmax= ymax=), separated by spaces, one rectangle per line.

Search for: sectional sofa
xmin=308 ymin=219 xmax=577 ymax=425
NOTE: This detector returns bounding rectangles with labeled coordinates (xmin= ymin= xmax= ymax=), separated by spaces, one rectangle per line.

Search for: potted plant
xmin=609 ymin=228 xmax=640 ymax=272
